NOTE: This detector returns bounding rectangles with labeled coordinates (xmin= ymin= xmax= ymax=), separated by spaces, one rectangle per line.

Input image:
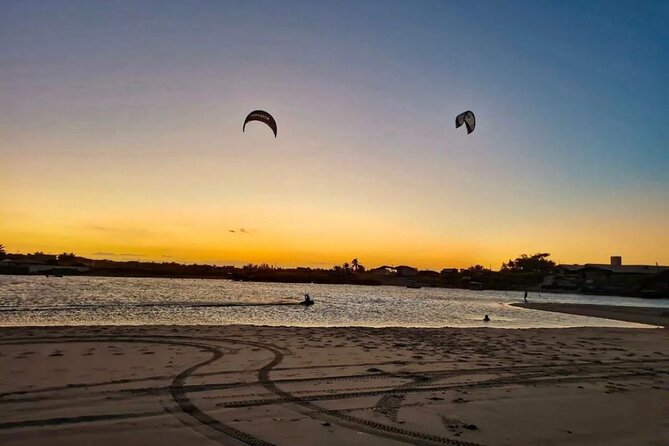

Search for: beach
xmin=1 ymin=320 xmax=668 ymax=445
xmin=512 ymin=302 xmax=669 ymax=328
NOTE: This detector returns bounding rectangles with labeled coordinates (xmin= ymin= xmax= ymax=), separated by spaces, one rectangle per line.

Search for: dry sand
xmin=512 ymin=302 xmax=669 ymax=328
xmin=1 ymin=323 xmax=668 ymax=446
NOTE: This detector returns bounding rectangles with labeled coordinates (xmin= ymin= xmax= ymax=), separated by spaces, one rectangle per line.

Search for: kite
xmin=455 ymin=111 xmax=476 ymax=134
xmin=243 ymin=110 xmax=277 ymax=137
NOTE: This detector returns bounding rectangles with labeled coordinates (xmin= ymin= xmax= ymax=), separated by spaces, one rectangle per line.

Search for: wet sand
xmin=1 ymin=325 xmax=668 ymax=445
xmin=513 ymin=302 xmax=669 ymax=328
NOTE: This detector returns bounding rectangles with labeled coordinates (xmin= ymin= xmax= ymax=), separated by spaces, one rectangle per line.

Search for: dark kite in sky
xmin=243 ymin=110 xmax=277 ymax=137
xmin=455 ymin=111 xmax=476 ymax=134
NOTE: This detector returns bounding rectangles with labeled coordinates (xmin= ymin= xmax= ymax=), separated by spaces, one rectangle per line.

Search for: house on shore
xmin=368 ymin=265 xmax=419 ymax=277
xmin=440 ymin=268 xmax=459 ymax=275
xmin=395 ymin=265 xmax=418 ymax=277
xmin=543 ymin=256 xmax=668 ymax=296
xmin=369 ymin=266 xmax=395 ymax=276
xmin=0 ymin=259 xmax=89 ymax=275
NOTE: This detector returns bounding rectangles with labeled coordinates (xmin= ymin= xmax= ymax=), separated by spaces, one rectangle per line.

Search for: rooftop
xmin=558 ymin=263 xmax=669 ymax=275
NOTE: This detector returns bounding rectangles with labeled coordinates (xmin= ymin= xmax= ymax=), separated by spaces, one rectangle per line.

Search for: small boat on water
xmin=406 ymin=283 xmax=422 ymax=289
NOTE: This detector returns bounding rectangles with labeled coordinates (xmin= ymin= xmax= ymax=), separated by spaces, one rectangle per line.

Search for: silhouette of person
xmin=303 ymin=293 xmax=312 ymax=304
xmin=524 ymin=291 xmax=528 ymax=303
xmin=483 ymin=314 xmax=490 ymax=322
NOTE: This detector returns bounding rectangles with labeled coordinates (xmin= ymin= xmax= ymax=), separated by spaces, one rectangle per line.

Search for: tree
xmin=57 ymin=252 xmax=76 ymax=262
xmin=351 ymin=258 xmax=365 ymax=273
xmin=464 ymin=264 xmax=487 ymax=273
xmin=502 ymin=253 xmax=555 ymax=273
xmin=0 ymin=244 xmax=5 ymax=259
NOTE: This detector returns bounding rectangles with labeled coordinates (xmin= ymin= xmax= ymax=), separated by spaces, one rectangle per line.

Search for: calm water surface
xmin=1 ymin=275 xmax=667 ymax=328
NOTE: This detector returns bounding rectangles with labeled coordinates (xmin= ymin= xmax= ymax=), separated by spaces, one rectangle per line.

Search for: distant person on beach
xmin=483 ymin=314 xmax=490 ymax=322
xmin=524 ymin=291 xmax=528 ymax=303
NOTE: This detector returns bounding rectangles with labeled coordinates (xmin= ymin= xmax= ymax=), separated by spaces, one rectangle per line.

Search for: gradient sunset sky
xmin=2 ymin=0 xmax=668 ymax=269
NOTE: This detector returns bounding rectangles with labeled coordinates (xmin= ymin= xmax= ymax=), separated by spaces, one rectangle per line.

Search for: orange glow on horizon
xmin=2 ymin=191 xmax=668 ymax=270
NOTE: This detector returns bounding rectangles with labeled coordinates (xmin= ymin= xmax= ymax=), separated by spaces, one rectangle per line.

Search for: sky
xmin=1 ymin=0 xmax=668 ymax=269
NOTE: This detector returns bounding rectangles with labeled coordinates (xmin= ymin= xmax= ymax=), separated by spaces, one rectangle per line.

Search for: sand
xmin=1 ymin=324 xmax=668 ymax=446
xmin=512 ymin=302 xmax=669 ymax=328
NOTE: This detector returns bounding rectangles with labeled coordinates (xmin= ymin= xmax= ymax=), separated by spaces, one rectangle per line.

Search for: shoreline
xmin=512 ymin=302 xmax=669 ymax=328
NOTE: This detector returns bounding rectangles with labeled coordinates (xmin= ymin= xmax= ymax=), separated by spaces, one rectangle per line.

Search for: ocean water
xmin=1 ymin=275 xmax=667 ymax=328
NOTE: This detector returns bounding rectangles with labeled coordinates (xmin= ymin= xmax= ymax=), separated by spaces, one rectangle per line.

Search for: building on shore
xmin=369 ymin=266 xmax=396 ymax=276
xmin=395 ymin=265 xmax=418 ymax=277
xmin=0 ymin=259 xmax=89 ymax=275
xmin=543 ymin=256 xmax=668 ymax=296
xmin=440 ymin=268 xmax=459 ymax=275
xmin=369 ymin=265 xmax=418 ymax=277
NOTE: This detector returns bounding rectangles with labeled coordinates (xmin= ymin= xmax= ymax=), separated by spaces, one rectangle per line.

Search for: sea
xmin=1 ymin=275 xmax=667 ymax=328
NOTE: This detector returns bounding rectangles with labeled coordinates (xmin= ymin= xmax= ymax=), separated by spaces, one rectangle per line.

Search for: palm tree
xmin=0 ymin=244 xmax=5 ymax=259
xmin=351 ymin=258 xmax=359 ymax=272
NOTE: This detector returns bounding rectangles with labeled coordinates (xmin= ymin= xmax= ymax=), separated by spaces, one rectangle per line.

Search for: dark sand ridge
xmin=512 ymin=302 xmax=669 ymax=328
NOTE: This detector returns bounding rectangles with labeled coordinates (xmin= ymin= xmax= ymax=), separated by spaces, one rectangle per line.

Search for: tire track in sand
xmin=0 ymin=336 xmax=276 ymax=446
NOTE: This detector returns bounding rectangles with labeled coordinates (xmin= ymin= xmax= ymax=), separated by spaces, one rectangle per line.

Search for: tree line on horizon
xmin=0 ymin=245 xmax=555 ymax=275
xmin=0 ymin=247 xmax=568 ymax=293
xmin=2 ymin=245 xmax=666 ymax=298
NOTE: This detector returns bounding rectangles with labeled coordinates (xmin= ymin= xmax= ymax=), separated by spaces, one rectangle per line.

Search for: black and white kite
xmin=455 ymin=111 xmax=476 ymax=134
xmin=243 ymin=110 xmax=277 ymax=137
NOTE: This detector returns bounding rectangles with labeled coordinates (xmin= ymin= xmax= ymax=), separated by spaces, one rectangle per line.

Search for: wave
xmin=0 ymin=301 xmax=303 ymax=313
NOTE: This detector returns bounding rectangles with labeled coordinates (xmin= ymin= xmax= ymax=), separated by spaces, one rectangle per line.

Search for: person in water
xmin=524 ymin=291 xmax=528 ymax=303
xmin=303 ymin=293 xmax=312 ymax=304
xmin=483 ymin=314 xmax=490 ymax=322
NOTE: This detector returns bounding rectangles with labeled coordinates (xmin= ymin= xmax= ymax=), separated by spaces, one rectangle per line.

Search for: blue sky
xmin=1 ymin=0 xmax=668 ymax=267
